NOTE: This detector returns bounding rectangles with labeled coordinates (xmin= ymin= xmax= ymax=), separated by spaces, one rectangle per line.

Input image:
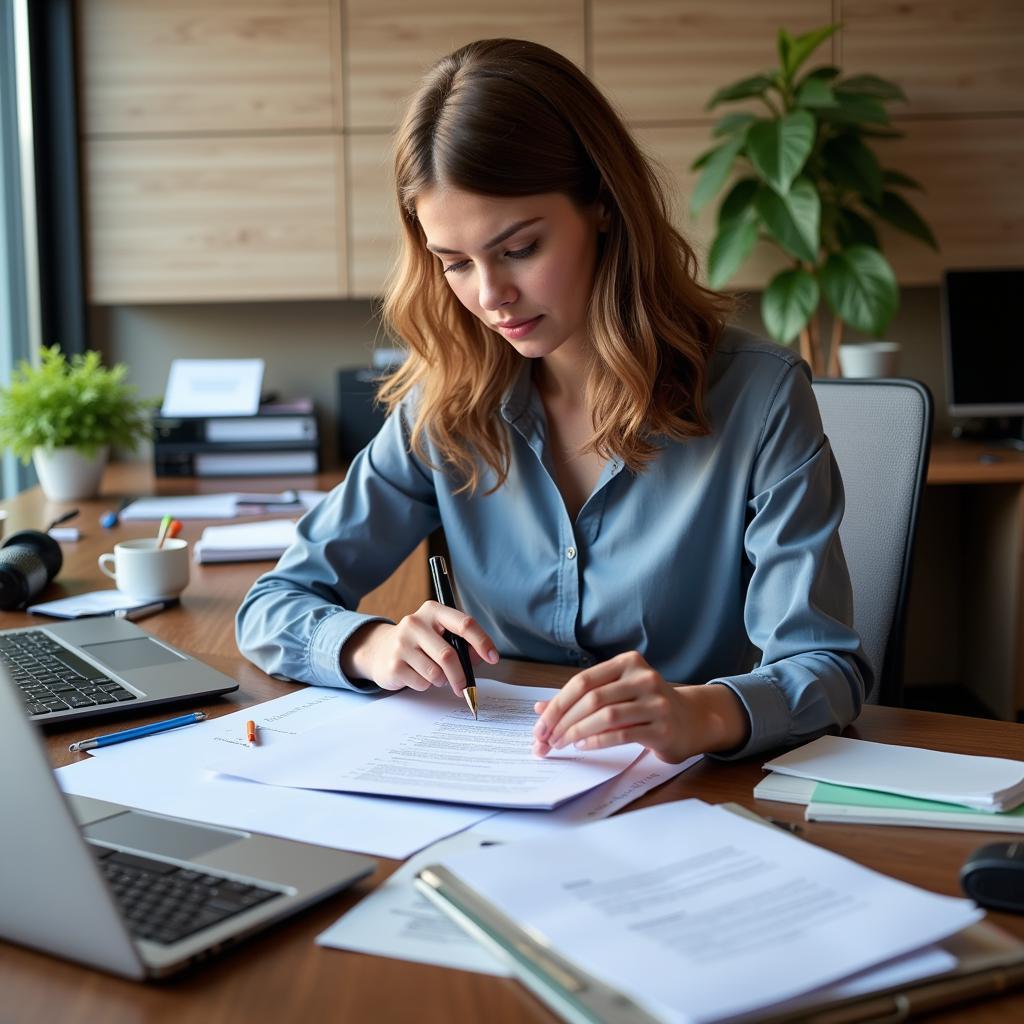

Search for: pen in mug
xmin=156 ymin=515 xmax=173 ymax=547
xmin=69 ymin=711 xmax=207 ymax=752
xmin=428 ymin=555 xmax=479 ymax=720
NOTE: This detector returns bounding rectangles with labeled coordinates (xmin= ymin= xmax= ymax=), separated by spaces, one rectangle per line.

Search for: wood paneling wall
xmin=78 ymin=0 xmax=1024 ymax=303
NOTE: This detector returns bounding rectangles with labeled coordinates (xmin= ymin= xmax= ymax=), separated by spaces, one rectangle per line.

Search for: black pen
xmin=428 ymin=555 xmax=478 ymax=719
xmin=46 ymin=508 xmax=80 ymax=531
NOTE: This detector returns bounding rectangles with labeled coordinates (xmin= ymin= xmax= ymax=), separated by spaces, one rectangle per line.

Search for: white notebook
xmin=764 ymin=735 xmax=1024 ymax=813
xmin=193 ymin=519 xmax=298 ymax=563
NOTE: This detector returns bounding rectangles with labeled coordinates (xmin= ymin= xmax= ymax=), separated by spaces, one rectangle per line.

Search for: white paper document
xmin=57 ymin=688 xmax=494 ymax=859
xmin=430 ymin=800 xmax=983 ymax=1024
xmin=161 ymin=358 xmax=264 ymax=417
xmin=208 ymin=678 xmax=644 ymax=809
xmin=317 ymin=832 xmax=511 ymax=975
xmin=121 ymin=492 xmax=322 ymax=522
xmin=318 ymin=752 xmax=701 ymax=975
xmin=764 ymin=735 xmax=1024 ymax=812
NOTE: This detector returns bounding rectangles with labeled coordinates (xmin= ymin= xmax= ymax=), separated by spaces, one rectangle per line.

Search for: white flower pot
xmin=32 ymin=446 xmax=109 ymax=501
xmin=838 ymin=341 xmax=901 ymax=379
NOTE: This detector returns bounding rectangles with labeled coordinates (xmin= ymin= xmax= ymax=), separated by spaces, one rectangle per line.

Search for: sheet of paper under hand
xmin=317 ymin=751 xmax=701 ymax=974
xmin=207 ymin=678 xmax=644 ymax=809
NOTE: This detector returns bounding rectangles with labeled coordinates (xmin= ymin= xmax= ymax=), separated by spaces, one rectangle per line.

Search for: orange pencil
xmin=246 ymin=720 xmax=258 ymax=746
xmin=165 ymin=519 xmax=183 ymax=542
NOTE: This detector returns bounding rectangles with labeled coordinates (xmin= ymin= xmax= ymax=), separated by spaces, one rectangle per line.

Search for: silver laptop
xmin=0 ymin=618 xmax=239 ymax=723
xmin=0 ymin=668 xmax=375 ymax=978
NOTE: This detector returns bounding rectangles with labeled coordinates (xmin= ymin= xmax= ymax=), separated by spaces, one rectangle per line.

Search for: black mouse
xmin=960 ymin=841 xmax=1024 ymax=914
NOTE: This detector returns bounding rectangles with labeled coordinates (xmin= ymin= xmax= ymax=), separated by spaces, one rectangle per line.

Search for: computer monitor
xmin=942 ymin=268 xmax=1024 ymax=444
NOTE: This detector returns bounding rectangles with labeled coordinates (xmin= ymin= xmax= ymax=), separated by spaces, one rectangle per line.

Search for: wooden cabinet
xmin=344 ymin=0 xmax=585 ymax=130
xmin=85 ymin=136 xmax=346 ymax=303
xmin=78 ymin=0 xmax=343 ymax=134
xmin=78 ymin=1 xmax=1024 ymax=303
xmin=591 ymin=0 xmax=832 ymax=123
xmin=78 ymin=0 xmax=345 ymax=303
xmin=840 ymin=0 xmax=1024 ymax=117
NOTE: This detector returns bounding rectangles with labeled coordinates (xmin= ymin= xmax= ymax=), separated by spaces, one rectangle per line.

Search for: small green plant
xmin=691 ymin=23 xmax=938 ymax=374
xmin=0 ymin=346 xmax=154 ymax=462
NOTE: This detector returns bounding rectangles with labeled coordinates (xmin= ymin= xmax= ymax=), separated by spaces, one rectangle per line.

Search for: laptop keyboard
xmin=92 ymin=847 xmax=282 ymax=946
xmin=0 ymin=630 xmax=137 ymax=715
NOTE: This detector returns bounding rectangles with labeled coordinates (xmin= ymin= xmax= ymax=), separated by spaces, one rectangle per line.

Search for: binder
xmin=415 ymin=804 xmax=1024 ymax=1024
xmin=154 ymin=446 xmax=319 ymax=477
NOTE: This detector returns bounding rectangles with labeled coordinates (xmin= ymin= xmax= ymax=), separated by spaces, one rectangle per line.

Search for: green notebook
xmin=808 ymin=782 xmax=1024 ymax=831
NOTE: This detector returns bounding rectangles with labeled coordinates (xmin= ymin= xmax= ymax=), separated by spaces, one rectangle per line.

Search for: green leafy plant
xmin=0 ymin=346 xmax=154 ymax=462
xmin=691 ymin=23 xmax=938 ymax=375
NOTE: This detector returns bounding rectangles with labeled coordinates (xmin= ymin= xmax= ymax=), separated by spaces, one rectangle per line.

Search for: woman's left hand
xmin=531 ymin=651 xmax=749 ymax=764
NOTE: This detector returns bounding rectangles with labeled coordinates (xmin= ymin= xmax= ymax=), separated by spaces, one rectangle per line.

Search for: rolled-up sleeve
xmin=235 ymin=403 xmax=440 ymax=691
xmin=709 ymin=361 xmax=872 ymax=758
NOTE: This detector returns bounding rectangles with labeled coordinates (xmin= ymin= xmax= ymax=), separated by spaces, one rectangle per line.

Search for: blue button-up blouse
xmin=236 ymin=327 xmax=871 ymax=758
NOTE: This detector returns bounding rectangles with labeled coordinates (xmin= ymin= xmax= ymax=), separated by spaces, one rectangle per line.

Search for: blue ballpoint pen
xmin=68 ymin=711 xmax=207 ymax=752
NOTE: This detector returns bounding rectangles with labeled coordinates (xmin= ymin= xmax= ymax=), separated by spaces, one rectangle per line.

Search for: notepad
xmin=193 ymin=519 xmax=298 ymax=563
xmin=28 ymin=590 xmax=166 ymax=619
xmin=764 ymin=735 xmax=1024 ymax=812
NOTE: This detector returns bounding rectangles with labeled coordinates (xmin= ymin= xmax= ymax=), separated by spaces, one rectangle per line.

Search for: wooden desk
xmin=2 ymin=468 xmax=1024 ymax=1023
xmin=909 ymin=442 xmax=1024 ymax=719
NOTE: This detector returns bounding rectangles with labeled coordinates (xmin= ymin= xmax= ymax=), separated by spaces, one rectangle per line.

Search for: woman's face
xmin=415 ymin=188 xmax=604 ymax=361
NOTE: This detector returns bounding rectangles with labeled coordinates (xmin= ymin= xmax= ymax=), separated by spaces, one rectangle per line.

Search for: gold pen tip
xmin=464 ymin=687 xmax=478 ymax=719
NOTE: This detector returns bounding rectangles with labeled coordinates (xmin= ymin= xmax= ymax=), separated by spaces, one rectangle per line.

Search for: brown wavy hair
xmin=380 ymin=38 xmax=731 ymax=493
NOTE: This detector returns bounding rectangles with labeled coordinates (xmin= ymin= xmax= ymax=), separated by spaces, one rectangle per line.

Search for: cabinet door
xmin=344 ymin=0 xmax=585 ymax=129
xmin=79 ymin=0 xmax=343 ymax=133
xmin=841 ymin=0 xmax=1024 ymax=117
xmin=85 ymin=135 xmax=347 ymax=303
xmin=869 ymin=118 xmax=1024 ymax=284
xmin=346 ymin=133 xmax=398 ymax=298
xmin=591 ymin=0 xmax=832 ymax=123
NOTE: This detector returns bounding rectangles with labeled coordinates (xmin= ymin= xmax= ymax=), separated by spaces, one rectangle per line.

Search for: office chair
xmin=811 ymin=378 xmax=933 ymax=707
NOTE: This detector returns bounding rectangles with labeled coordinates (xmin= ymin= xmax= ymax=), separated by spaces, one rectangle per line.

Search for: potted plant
xmin=690 ymin=23 xmax=938 ymax=376
xmin=0 ymin=346 xmax=153 ymax=500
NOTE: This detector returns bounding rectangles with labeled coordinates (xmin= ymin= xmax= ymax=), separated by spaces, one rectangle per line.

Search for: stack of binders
xmin=152 ymin=400 xmax=320 ymax=477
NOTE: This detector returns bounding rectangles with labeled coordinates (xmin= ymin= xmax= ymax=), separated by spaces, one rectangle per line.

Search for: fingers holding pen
xmin=359 ymin=601 xmax=498 ymax=695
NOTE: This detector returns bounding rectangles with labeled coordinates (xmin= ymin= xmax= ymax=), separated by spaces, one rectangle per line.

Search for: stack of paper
xmin=419 ymin=800 xmax=985 ymax=1024
xmin=755 ymin=772 xmax=1024 ymax=833
xmin=193 ymin=519 xmax=298 ymax=563
xmin=761 ymin=735 xmax=1024 ymax=815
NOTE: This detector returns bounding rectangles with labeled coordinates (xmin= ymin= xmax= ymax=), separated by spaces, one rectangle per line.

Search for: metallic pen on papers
xmin=428 ymin=555 xmax=478 ymax=719
xmin=69 ymin=711 xmax=207 ymax=752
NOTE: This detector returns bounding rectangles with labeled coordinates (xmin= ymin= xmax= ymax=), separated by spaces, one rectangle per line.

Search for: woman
xmin=236 ymin=38 xmax=870 ymax=763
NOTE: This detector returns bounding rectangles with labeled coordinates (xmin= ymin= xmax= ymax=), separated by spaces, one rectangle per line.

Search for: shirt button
xmin=566 ymin=546 xmax=577 ymax=560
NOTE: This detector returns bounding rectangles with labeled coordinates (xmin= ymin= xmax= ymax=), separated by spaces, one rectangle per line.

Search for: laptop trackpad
xmin=85 ymin=810 xmax=245 ymax=860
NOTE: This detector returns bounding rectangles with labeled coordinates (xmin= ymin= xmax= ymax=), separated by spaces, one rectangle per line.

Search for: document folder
xmin=415 ymin=802 xmax=1024 ymax=1024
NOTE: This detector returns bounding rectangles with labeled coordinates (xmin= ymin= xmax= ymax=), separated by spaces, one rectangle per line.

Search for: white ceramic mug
xmin=98 ymin=538 xmax=190 ymax=599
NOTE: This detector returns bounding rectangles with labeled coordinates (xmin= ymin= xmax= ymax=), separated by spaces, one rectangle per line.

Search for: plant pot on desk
xmin=32 ymin=446 xmax=108 ymax=501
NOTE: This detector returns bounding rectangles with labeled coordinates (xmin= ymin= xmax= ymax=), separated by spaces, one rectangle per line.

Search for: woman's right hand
xmin=340 ymin=601 xmax=499 ymax=695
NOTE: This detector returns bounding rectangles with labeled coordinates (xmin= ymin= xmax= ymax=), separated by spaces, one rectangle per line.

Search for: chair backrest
xmin=811 ymin=379 xmax=933 ymax=706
